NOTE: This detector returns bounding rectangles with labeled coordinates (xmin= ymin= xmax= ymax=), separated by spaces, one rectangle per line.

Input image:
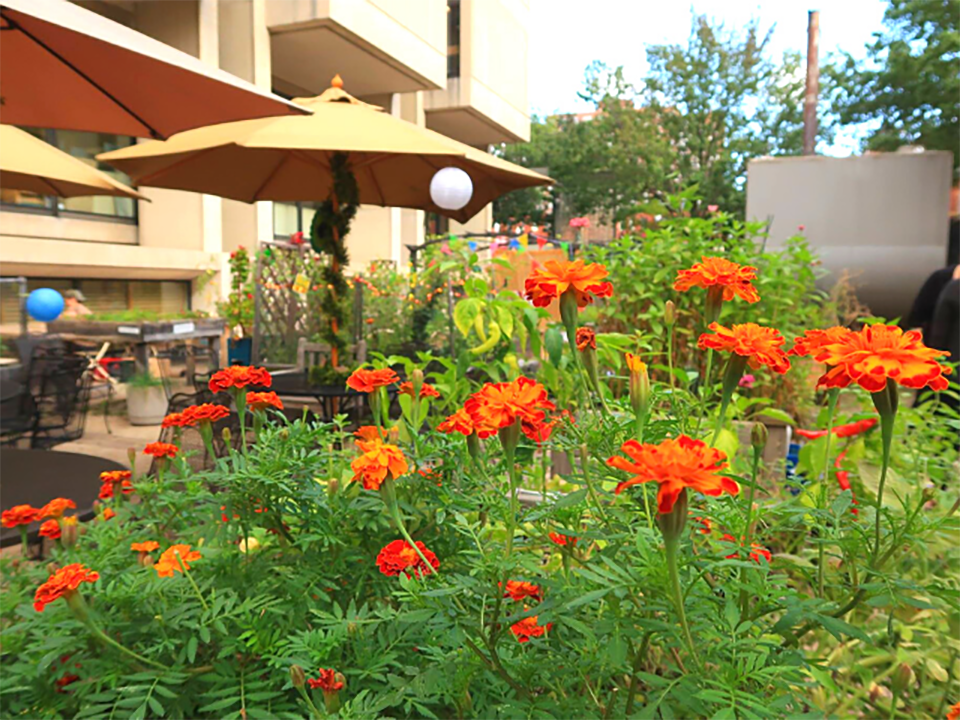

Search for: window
xmin=0 ymin=127 xmax=137 ymax=220
xmin=274 ymin=201 xmax=321 ymax=239
xmin=447 ymin=0 xmax=460 ymax=79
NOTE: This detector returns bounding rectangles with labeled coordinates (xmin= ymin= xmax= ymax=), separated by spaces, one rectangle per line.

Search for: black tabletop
xmin=0 ymin=448 xmax=127 ymax=545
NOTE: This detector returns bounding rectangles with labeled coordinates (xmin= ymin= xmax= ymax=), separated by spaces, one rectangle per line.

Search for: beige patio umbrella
xmin=0 ymin=124 xmax=145 ymax=200
xmin=97 ymin=76 xmax=552 ymax=222
xmin=0 ymin=0 xmax=308 ymax=139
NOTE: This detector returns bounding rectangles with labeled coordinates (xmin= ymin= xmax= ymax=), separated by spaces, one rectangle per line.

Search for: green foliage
xmin=217 ymin=246 xmax=255 ymax=336
xmin=824 ymin=0 xmax=960 ymax=168
xmin=125 ymin=371 xmax=163 ymax=389
xmin=83 ymin=310 xmax=209 ymax=323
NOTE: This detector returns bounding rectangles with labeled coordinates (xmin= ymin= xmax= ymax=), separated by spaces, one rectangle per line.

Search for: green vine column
xmin=310 ymin=152 xmax=358 ymax=368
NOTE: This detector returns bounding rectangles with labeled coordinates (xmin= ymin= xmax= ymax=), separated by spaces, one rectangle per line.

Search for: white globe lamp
xmin=429 ymin=167 xmax=473 ymax=211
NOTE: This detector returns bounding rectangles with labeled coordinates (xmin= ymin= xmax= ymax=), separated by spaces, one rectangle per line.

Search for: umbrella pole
xmin=330 ymin=189 xmax=340 ymax=369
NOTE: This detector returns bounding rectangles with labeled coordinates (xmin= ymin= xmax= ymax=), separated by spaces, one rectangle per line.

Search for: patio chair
xmin=295 ymin=337 xmax=367 ymax=372
xmin=24 ymin=348 xmax=91 ymax=449
xmin=151 ymin=390 xmax=240 ymax=474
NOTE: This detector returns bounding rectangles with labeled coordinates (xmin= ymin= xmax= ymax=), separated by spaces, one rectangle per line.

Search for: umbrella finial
xmin=331 ymin=74 xmax=344 ymax=89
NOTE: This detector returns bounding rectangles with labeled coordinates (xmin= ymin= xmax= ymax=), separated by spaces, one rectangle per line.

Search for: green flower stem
xmin=295 ymin=685 xmax=324 ymax=719
xmin=18 ymin=526 xmax=28 ymax=558
xmin=710 ymin=355 xmax=747 ymax=447
xmin=67 ymin=592 xmax=169 ymax=671
xmin=870 ymin=379 xmax=898 ymax=568
xmin=817 ymin=389 xmax=841 ymax=599
xmin=198 ymin=422 xmax=217 ymax=463
xmin=666 ymin=324 xmax=676 ymax=389
xmin=578 ymin=443 xmax=611 ymax=528
xmin=234 ymin=390 xmax=248 ymax=455
xmin=739 ymin=445 xmax=762 ymax=616
xmin=381 ymin=478 xmax=438 ymax=576
xmin=695 ymin=349 xmax=715 ymax=436
xmin=176 ymin=553 xmax=210 ymax=611
xmin=664 ymin=536 xmax=700 ymax=671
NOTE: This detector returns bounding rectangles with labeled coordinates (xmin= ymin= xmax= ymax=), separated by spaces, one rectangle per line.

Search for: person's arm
xmin=902 ymin=267 xmax=953 ymax=332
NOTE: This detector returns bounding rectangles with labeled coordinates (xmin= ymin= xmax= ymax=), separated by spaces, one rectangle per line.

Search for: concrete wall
xmin=745 ymin=151 xmax=953 ymax=319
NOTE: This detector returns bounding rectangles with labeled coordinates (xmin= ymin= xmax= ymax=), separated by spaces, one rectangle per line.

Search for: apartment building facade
xmin=0 ymin=0 xmax=531 ymax=319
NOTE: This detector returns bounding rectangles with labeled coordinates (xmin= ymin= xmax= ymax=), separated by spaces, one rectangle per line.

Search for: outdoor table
xmin=269 ymin=372 xmax=388 ymax=421
xmin=0 ymin=448 xmax=127 ymax=546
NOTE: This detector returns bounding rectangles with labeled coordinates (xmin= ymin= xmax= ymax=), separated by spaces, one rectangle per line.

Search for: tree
xmin=824 ymin=0 xmax=959 ymax=169
xmin=643 ymin=15 xmax=810 ymax=214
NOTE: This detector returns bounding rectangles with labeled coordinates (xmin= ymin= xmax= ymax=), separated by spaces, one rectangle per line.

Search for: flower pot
xmin=228 ymin=337 xmax=252 ymax=366
xmin=126 ymin=385 xmax=168 ymax=426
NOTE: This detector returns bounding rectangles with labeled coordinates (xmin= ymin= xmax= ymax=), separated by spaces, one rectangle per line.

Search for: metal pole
xmin=803 ymin=10 xmax=820 ymax=155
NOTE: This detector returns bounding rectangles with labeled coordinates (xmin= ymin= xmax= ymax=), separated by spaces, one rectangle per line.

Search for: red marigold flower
xmin=346 ymin=367 xmax=399 ymax=393
xmin=155 ymin=544 xmax=201 ymax=578
xmin=350 ymin=439 xmax=408 ymax=491
xmin=55 ymin=673 xmax=80 ymax=692
xmin=521 ymin=415 xmax=559 ymax=445
xmin=464 ymin=377 xmax=555 ymax=438
xmin=143 ymin=442 xmax=179 ymax=459
xmin=698 ymin=322 xmax=791 ymax=374
xmin=946 ymin=701 xmax=960 ymax=720
xmin=673 ymin=256 xmax=760 ymax=304
xmin=689 ymin=514 xmax=712 ymax=535
xmin=376 ymin=539 xmax=439 ymax=578
xmin=100 ymin=470 xmax=132 ymax=484
xmin=1 ymin=504 xmax=39 ymax=528
xmin=308 ymin=668 xmax=345 ymax=693
xmin=437 ymin=408 xmax=478 ymax=436
xmin=209 ymin=366 xmax=272 ymax=394
xmin=607 ymin=435 xmax=736 ymax=514
xmin=130 ymin=541 xmax=159 ymax=553
xmin=33 ymin=563 xmax=99 ymax=612
xmin=503 ymin=580 xmax=542 ymax=603
xmin=721 ymin=534 xmax=771 ymax=563
xmin=524 ymin=259 xmax=613 ymax=309
xmin=575 ymin=327 xmax=596 ymax=351
xmin=38 ymin=498 xmax=77 ymax=520
xmin=795 ymin=417 xmax=878 ymax=441
xmin=246 ymin=391 xmax=284 ymax=411
xmin=398 ymin=381 xmax=441 ymax=399
xmin=814 ymin=324 xmax=952 ymax=393
xmin=99 ymin=480 xmax=134 ymax=500
xmin=101 ymin=508 xmax=116 ymax=521
xmin=39 ymin=519 xmax=62 ymax=540
xmin=511 ymin=615 xmax=552 ymax=643
xmin=549 ymin=532 xmax=577 ymax=547
xmin=182 ymin=404 xmax=230 ymax=426
xmin=789 ymin=326 xmax=853 ymax=357
xmin=162 ymin=412 xmax=189 ymax=428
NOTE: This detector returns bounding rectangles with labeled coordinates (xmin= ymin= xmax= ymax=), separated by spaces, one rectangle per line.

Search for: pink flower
xmin=707 ymin=204 xmax=719 ymax=213
xmin=738 ymin=374 xmax=756 ymax=389
xmin=568 ymin=217 xmax=590 ymax=229
xmin=798 ymin=225 xmax=805 ymax=231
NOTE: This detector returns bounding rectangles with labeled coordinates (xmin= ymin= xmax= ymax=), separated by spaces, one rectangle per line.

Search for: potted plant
xmin=125 ymin=372 xmax=167 ymax=426
xmin=218 ymin=246 xmax=255 ymax=365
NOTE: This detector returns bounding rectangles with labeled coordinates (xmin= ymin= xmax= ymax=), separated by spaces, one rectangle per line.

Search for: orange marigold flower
xmin=55 ymin=673 xmax=80 ymax=692
xmin=698 ymin=322 xmax=791 ymax=374
xmin=308 ymin=668 xmax=345 ymax=692
xmin=624 ymin=353 xmax=646 ymax=373
xmin=101 ymin=508 xmax=116 ymax=521
xmin=38 ymin=498 xmax=77 ymax=520
xmin=721 ymin=534 xmax=772 ymax=563
xmin=154 ymin=544 xmax=202 ymax=578
xmin=549 ymin=532 xmax=578 ymax=547
xmin=521 ymin=415 xmax=560 ymax=445
xmin=607 ymin=435 xmax=736 ymax=514
xmin=673 ymin=256 xmax=760 ymax=304
xmin=464 ymin=377 xmax=555 ymax=438
xmin=2 ymin=504 xmax=39 ymax=528
xmin=209 ymin=366 xmax=272 ymax=394
xmin=789 ymin=326 xmax=853 ymax=357
xmin=814 ymin=324 xmax=952 ymax=393
xmin=246 ymin=391 xmax=284 ymax=411
xmin=143 ymin=442 xmax=179 ymax=459
xmin=947 ymin=701 xmax=960 ymax=720
xmin=39 ymin=519 xmax=62 ymax=540
xmin=33 ymin=563 xmax=99 ymax=612
xmin=437 ymin=408 xmax=477 ymax=436
xmin=130 ymin=541 xmax=159 ymax=552
xmin=575 ymin=327 xmax=596 ymax=351
xmin=376 ymin=539 xmax=439 ymax=578
xmin=524 ymin=259 xmax=613 ymax=309
xmin=182 ymin=403 xmax=230 ymax=426
xmin=398 ymin=381 xmax=441 ymax=399
xmin=350 ymin=439 xmax=408 ymax=491
xmin=503 ymin=580 xmax=542 ymax=603
xmin=98 ymin=480 xmax=134 ymax=500
xmin=690 ymin=514 xmax=712 ymax=535
xmin=100 ymin=470 xmax=132 ymax=484
xmin=346 ymin=367 xmax=399 ymax=393
xmin=162 ymin=412 xmax=189 ymax=428
xmin=511 ymin=615 xmax=552 ymax=643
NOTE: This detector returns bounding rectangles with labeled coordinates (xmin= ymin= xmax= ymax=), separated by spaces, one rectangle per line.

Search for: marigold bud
xmin=327 ymin=478 xmax=339 ymax=497
xmin=626 ymin=353 xmax=650 ymax=419
xmin=665 ymin=300 xmax=676 ymax=327
xmin=657 ymin=486 xmax=688 ymax=542
xmin=127 ymin=447 xmax=137 ymax=470
xmin=751 ymin=422 xmax=768 ymax=452
xmin=222 ymin=426 xmax=232 ymax=444
xmin=411 ymin=368 xmax=424 ymax=399
xmin=290 ymin=665 xmax=306 ymax=689
xmin=892 ymin=663 xmax=913 ymax=695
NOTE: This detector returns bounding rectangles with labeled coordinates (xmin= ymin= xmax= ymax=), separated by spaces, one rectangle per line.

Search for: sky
xmin=527 ymin=0 xmax=889 ymax=154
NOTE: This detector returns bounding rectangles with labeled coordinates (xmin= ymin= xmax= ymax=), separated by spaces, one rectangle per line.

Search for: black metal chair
xmin=26 ymin=348 xmax=91 ymax=450
xmin=151 ymin=390 xmax=241 ymax=474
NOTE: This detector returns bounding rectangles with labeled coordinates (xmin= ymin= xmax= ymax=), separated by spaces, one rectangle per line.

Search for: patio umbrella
xmin=97 ymin=76 xmax=552 ymax=222
xmin=0 ymin=0 xmax=308 ymax=139
xmin=0 ymin=124 xmax=145 ymax=200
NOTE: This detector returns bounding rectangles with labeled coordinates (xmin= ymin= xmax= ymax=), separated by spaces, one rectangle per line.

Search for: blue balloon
xmin=25 ymin=288 xmax=65 ymax=322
